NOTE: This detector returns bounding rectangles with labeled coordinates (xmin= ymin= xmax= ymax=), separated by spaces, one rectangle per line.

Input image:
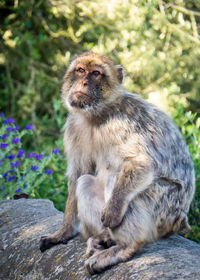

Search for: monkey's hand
xmin=101 ymin=202 xmax=124 ymax=229
xmin=39 ymin=224 xmax=76 ymax=252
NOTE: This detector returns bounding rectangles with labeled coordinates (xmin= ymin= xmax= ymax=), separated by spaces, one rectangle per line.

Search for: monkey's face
xmin=65 ymin=63 xmax=104 ymax=110
xmin=62 ymin=53 xmax=123 ymax=113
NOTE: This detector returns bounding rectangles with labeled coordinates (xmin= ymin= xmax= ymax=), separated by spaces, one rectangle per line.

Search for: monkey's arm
xmin=101 ymin=159 xmax=153 ymax=229
xmin=40 ymin=179 xmax=78 ymax=252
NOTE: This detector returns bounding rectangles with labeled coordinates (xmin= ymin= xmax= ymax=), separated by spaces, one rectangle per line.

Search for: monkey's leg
xmin=76 ymin=174 xmax=105 ymax=238
xmin=86 ymin=229 xmax=116 ymax=258
xmin=40 ymin=180 xmax=78 ymax=252
xmin=85 ymin=243 xmax=140 ymax=275
xmin=76 ymin=175 xmax=115 ymax=255
xmin=101 ymin=160 xmax=153 ymax=229
xmin=150 ymin=178 xmax=192 ymax=238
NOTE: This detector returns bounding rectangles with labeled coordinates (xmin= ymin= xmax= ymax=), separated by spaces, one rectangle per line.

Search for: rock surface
xmin=0 ymin=199 xmax=200 ymax=280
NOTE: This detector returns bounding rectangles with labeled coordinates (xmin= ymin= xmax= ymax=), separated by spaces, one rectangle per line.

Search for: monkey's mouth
xmin=69 ymin=91 xmax=94 ymax=109
xmin=74 ymin=91 xmax=91 ymax=98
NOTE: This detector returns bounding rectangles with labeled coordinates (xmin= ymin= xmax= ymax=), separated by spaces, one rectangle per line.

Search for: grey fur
xmin=40 ymin=53 xmax=195 ymax=274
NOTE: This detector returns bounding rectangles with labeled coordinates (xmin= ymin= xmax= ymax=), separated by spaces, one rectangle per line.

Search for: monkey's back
xmin=119 ymin=93 xmax=195 ymax=209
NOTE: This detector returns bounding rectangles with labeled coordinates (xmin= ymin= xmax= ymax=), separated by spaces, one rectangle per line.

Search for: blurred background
xmin=0 ymin=0 xmax=199 ymax=242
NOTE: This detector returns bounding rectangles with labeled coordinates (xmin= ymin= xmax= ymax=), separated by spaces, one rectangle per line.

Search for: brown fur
xmin=40 ymin=53 xmax=195 ymax=275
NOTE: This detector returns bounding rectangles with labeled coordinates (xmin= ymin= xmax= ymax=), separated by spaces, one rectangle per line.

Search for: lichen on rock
xmin=0 ymin=199 xmax=200 ymax=280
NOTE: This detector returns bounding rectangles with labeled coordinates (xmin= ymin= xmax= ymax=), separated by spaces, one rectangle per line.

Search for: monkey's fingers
xmin=101 ymin=208 xmax=122 ymax=229
xmin=85 ymin=246 xmax=103 ymax=259
xmin=40 ymin=236 xmax=56 ymax=252
xmin=85 ymin=257 xmax=99 ymax=275
xmin=86 ymin=238 xmax=104 ymax=258
xmin=40 ymin=235 xmax=67 ymax=252
xmin=39 ymin=235 xmax=65 ymax=252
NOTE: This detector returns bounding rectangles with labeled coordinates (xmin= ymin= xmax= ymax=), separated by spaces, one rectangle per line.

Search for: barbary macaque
xmin=40 ymin=52 xmax=195 ymax=275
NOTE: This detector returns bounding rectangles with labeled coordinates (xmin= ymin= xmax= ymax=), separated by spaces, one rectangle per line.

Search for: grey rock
xmin=0 ymin=199 xmax=200 ymax=280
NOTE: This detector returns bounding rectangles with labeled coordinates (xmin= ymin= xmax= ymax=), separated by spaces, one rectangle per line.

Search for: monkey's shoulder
xmin=119 ymin=92 xmax=176 ymax=134
xmin=121 ymin=92 xmax=166 ymax=119
xmin=64 ymin=92 xmax=182 ymax=145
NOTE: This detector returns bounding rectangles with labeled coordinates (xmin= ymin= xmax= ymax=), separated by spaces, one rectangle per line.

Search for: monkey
xmin=40 ymin=52 xmax=195 ymax=275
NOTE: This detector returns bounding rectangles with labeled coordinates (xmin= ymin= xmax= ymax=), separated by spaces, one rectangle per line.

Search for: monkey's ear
xmin=116 ymin=65 xmax=124 ymax=84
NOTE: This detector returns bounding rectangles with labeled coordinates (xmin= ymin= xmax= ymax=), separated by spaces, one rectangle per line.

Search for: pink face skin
xmin=67 ymin=64 xmax=105 ymax=110
xmin=73 ymin=64 xmax=104 ymax=93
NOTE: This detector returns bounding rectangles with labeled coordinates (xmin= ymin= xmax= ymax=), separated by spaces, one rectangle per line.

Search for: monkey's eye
xmin=76 ymin=67 xmax=85 ymax=73
xmin=92 ymin=70 xmax=101 ymax=77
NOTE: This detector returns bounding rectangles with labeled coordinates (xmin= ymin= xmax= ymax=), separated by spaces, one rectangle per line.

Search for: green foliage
xmin=1 ymin=0 xmax=200 ymax=124
xmin=0 ymin=115 xmax=67 ymax=211
xmin=173 ymin=104 xmax=200 ymax=243
xmin=0 ymin=0 xmax=199 ymax=241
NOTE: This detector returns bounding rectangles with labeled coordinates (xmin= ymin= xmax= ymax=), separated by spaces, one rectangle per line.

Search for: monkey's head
xmin=61 ymin=52 xmax=124 ymax=114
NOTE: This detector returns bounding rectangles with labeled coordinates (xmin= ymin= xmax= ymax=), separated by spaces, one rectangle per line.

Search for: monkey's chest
xmin=92 ymin=146 xmax=121 ymax=186
xmin=68 ymin=115 xmax=123 ymax=182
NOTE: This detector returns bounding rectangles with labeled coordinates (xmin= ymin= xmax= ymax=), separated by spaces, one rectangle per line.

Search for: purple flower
xmin=10 ymin=161 xmax=20 ymax=168
xmin=8 ymin=177 xmax=13 ymax=182
xmin=14 ymin=126 xmax=20 ymax=131
xmin=17 ymin=149 xmax=25 ymax=158
xmin=8 ymin=176 xmax=16 ymax=182
xmin=3 ymin=119 xmax=14 ymax=124
xmin=6 ymin=127 xmax=13 ymax=132
xmin=2 ymin=134 xmax=9 ymax=140
xmin=16 ymin=188 xmax=21 ymax=193
xmin=10 ymin=162 xmax=15 ymax=168
xmin=8 ymin=154 xmax=15 ymax=160
xmin=3 ymin=172 xmax=8 ymax=178
xmin=27 ymin=152 xmax=36 ymax=158
xmin=20 ymin=177 xmax=24 ymax=181
xmin=31 ymin=165 xmax=38 ymax=171
xmin=45 ymin=169 xmax=53 ymax=175
xmin=15 ymin=161 xmax=20 ymax=167
xmin=23 ymin=185 xmax=28 ymax=189
xmin=0 ymin=112 xmax=5 ymax=117
xmin=0 ymin=143 xmax=8 ymax=149
xmin=52 ymin=148 xmax=59 ymax=154
xmin=12 ymin=138 xmax=21 ymax=144
xmin=25 ymin=124 xmax=34 ymax=130
xmin=7 ymin=118 xmax=14 ymax=124
xmin=36 ymin=154 xmax=43 ymax=160
xmin=3 ymin=193 xmax=8 ymax=198
xmin=0 ymin=186 xmax=5 ymax=191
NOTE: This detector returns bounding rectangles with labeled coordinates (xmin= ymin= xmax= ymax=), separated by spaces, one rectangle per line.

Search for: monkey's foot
xmin=85 ymin=237 xmax=104 ymax=258
xmin=40 ymin=229 xmax=75 ymax=252
xmin=85 ymin=245 xmax=135 ymax=275
xmin=40 ymin=236 xmax=58 ymax=252
xmin=86 ymin=230 xmax=116 ymax=258
xmin=85 ymin=250 xmax=108 ymax=275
